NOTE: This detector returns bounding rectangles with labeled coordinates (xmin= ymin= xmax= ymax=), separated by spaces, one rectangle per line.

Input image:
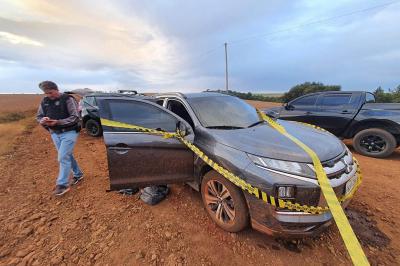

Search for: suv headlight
xmin=344 ymin=146 xmax=354 ymax=165
xmin=247 ymin=153 xmax=315 ymax=178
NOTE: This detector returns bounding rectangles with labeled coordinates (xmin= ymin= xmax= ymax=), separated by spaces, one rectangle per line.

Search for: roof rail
xmin=117 ymin=89 xmax=138 ymax=94
xmin=155 ymin=92 xmax=187 ymax=98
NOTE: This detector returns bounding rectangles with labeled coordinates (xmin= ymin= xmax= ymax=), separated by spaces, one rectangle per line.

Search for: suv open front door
xmin=98 ymin=98 xmax=195 ymax=190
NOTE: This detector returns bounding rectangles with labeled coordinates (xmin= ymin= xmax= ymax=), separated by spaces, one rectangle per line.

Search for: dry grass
xmin=0 ymin=116 xmax=36 ymax=155
xmin=0 ymin=95 xmax=41 ymax=155
xmin=0 ymin=94 xmax=42 ymax=113
xmin=245 ymin=100 xmax=282 ymax=109
xmin=0 ymin=112 xmax=26 ymax=123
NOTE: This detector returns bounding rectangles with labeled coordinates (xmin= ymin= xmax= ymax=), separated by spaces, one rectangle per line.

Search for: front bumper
xmin=246 ymin=162 xmax=359 ymax=238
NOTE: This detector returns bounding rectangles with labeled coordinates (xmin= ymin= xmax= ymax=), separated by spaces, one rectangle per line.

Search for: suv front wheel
xmin=85 ymin=119 xmax=103 ymax=137
xmin=201 ymin=170 xmax=249 ymax=232
xmin=353 ymin=128 xmax=396 ymax=158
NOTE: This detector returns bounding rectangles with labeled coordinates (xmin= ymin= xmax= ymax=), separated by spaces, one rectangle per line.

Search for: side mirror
xmin=285 ymin=103 xmax=294 ymax=110
xmin=283 ymin=102 xmax=289 ymax=110
xmin=265 ymin=110 xmax=279 ymax=119
xmin=176 ymin=121 xmax=189 ymax=136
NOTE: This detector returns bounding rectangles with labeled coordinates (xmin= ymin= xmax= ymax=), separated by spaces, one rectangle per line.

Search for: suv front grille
xmin=309 ymin=151 xmax=354 ymax=180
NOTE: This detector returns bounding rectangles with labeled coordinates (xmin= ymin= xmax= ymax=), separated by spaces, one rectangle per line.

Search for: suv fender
xmin=346 ymin=119 xmax=400 ymax=140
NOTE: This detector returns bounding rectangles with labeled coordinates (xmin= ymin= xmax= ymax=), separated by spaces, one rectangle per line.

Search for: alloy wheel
xmin=204 ymin=180 xmax=236 ymax=224
xmin=359 ymin=135 xmax=386 ymax=153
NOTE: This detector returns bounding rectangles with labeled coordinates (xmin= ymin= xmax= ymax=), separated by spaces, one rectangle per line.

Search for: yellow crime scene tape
xmin=100 ymin=113 xmax=369 ymax=266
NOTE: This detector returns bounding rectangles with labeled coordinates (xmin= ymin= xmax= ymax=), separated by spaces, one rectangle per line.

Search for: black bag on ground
xmin=118 ymin=188 xmax=139 ymax=195
xmin=140 ymin=185 xmax=169 ymax=205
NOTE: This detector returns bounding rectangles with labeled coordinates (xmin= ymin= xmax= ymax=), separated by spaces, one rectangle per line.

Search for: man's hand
xmin=40 ymin=117 xmax=58 ymax=126
xmin=39 ymin=117 xmax=50 ymax=125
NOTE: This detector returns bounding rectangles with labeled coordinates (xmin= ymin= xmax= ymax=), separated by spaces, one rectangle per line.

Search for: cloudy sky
xmin=0 ymin=0 xmax=399 ymax=93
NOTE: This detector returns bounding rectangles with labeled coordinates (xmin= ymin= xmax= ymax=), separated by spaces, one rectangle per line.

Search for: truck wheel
xmin=85 ymin=119 xmax=102 ymax=137
xmin=353 ymin=128 xmax=396 ymax=158
xmin=201 ymin=170 xmax=249 ymax=232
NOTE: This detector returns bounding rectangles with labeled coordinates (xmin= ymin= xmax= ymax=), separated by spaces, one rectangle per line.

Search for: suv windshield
xmin=187 ymin=96 xmax=262 ymax=128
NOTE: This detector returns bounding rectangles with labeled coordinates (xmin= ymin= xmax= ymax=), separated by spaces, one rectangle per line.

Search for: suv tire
xmin=353 ymin=128 xmax=396 ymax=158
xmin=85 ymin=119 xmax=102 ymax=137
xmin=201 ymin=170 xmax=249 ymax=232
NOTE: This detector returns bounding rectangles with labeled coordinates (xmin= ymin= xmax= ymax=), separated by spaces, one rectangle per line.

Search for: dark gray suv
xmin=97 ymin=92 xmax=359 ymax=237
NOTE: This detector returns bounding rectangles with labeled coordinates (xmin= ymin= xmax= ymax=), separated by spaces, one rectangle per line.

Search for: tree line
xmin=215 ymin=82 xmax=400 ymax=103
xmin=373 ymin=86 xmax=400 ymax=103
xmin=210 ymin=89 xmax=282 ymax=102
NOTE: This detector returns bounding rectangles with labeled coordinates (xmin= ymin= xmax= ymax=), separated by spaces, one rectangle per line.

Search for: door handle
xmin=112 ymin=143 xmax=131 ymax=154
xmin=305 ymin=111 xmax=313 ymax=115
xmin=341 ymin=110 xmax=350 ymax=114
xmin=116 ymin=143 xmax=129 ymax=148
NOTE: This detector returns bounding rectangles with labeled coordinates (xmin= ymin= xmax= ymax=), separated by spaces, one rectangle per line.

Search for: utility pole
xmin=224 ymin=42 xmax=229 ymax=92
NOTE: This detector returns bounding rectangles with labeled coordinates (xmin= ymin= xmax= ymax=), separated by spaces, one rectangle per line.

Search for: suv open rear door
xmin=97 ymin=98 xmax=194 ymax=190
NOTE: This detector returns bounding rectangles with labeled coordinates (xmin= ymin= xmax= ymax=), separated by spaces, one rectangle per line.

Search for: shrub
xmin=0 ymin=112 xmax=26 ymax=123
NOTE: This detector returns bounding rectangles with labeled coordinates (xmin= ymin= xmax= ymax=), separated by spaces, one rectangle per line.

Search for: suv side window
xmin=167 ymin=99 xmax=195 ymax=129
xmin=320 ymin=95 xmax=351 ymax=107
xmin=291 ymin=95 xmax=318 ymax=107
xmin=156 ymin=99 xmax=164 ymax=106
xmin=85 ymin=96 xmax=97 ymax=107
xmin=366 ymin=93 xmax=375 ymax=103
xmin=106 ymin=100 xmax=178 ymax=132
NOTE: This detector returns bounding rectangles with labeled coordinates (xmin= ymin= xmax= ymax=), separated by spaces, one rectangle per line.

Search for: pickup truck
xmin=265 ymin=91 xmax=400 ymax=158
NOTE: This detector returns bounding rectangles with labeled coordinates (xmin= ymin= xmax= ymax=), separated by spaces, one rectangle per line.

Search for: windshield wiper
xmin=206 ymin=125 xmax=245 ymax=129
xmin=247 ymin=120 xmax=264 ymax=128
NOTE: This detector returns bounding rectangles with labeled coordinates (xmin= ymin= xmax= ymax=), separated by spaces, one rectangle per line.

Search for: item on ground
xmin=140 ymin=185 xmax=169 ymax=205
xmin=118 ymin=188 xmax=139 ymax=196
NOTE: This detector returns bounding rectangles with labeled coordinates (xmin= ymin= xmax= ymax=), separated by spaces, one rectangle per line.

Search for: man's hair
xmin=39 ymin=81 xmax=58 ymax=91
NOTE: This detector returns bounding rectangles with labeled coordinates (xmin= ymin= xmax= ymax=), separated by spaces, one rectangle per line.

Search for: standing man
xmin=36 ymin=81 xmax=83 ymax=196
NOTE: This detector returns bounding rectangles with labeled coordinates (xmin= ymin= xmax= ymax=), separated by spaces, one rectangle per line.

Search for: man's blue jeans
xmin=51 ymin=130 xmax=83 ymax=186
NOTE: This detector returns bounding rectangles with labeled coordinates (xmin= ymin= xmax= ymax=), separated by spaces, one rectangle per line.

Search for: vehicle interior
xmin=166 ymin=99 xmax=195 ymax=129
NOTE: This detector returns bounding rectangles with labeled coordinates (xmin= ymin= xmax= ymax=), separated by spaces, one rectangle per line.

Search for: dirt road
xmin=0 ymin=100 xmax=399 ymax=265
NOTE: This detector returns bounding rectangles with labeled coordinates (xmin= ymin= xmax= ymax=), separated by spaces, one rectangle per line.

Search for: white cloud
xmin=0 ymin=31 xmax=43 ymax=46
xmin=0 ymin=0 xmax=399 ymax=92
xmin=0 ymin=0 xmax=184 ymax=88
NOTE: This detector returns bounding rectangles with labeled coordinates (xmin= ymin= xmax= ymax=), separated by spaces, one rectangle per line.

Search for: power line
xmin=229 ymin=0 xmax=400 ymax=45
xmin=187 ymin=0 xmax=400 ymax=77
xmin=191 ymin=44 xmax=223 ymax=61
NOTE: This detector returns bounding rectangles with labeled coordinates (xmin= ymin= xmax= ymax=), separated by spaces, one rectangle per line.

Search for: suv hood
xmin=209 ymin=120 xmax=344 ymax=163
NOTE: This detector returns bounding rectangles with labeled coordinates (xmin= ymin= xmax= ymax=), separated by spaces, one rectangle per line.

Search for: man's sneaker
xmin=72 ymin=175 xmax=84 ymax=185
xmin=54 ymin=185 xmax=70 ymax=196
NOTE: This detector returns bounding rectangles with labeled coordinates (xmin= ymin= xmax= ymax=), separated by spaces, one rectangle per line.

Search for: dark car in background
xmin=79 ymin=92 xmax=144 ymax=137
xmin=265 ymin=91 xmax=400 ymax=158
xmin=96 ymin=92 xmax=359 ymax=237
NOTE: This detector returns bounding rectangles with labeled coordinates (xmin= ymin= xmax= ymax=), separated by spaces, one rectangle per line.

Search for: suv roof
xmin=84 ymin=92 xmax=148 ymax=98
xmin=85 ymin=91 xmax=229 ymax=101
xmin=156 ymin=92 xmax=228 ymax=99
xmin=83 ymin=93 xmax=154 ymax=103
xmin=309 ymin=91 xmax=364 ymax=95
